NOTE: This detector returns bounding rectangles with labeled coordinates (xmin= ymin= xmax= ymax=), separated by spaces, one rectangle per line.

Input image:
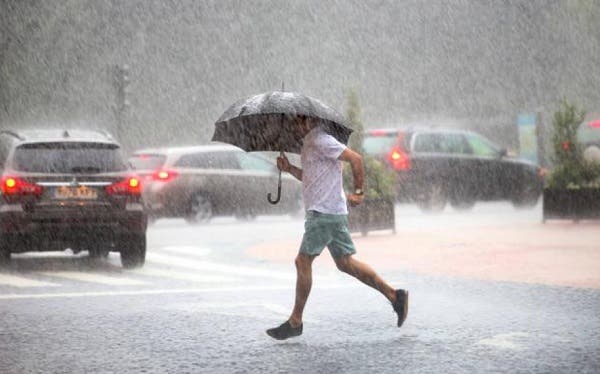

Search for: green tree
xmin=343 ymin=89 xmax=395 ymax=199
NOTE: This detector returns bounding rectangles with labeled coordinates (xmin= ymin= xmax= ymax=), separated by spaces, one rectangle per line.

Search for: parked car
xmin=0 ymin=129 xmax=147 ymax=268
xmin=128 ymin=144 xmax=303 ymax=222
xmin=363 ymin=127 xmax=545 ymax=211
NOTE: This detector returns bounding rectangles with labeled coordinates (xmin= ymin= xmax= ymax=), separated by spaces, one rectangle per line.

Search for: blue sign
xmin=517 ymin=114 xmax=537 ymax=164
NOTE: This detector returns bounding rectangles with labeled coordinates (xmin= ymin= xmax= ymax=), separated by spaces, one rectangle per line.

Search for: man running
xmin=266 ymin=119 xmax=409 ymax=340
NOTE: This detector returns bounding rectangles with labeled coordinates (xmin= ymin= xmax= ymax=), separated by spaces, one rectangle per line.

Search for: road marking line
xmin=0 ymin=283 xmax=353 ymax=300
xmin=40 ymin=271 xmax=147 ymax=286
xmin=132 ymin=267 xmax=238 ymax=283
xmin=0 ymin=273 xmax=59 ymax=288
xmin=146 ymin=253 xmax=295 ymax=280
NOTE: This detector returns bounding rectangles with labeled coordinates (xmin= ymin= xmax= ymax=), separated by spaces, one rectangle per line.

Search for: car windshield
xmin=13 ymin=142 xmax=127 ymax=173
xmin=129 ymin=154 xmax=167 ymax=170
xmin=363 ymin=134 xmax=398 ymax=155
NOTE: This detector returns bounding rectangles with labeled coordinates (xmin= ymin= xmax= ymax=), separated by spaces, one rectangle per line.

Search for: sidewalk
xmin=246 ymin=221 xmax=600 ymax=289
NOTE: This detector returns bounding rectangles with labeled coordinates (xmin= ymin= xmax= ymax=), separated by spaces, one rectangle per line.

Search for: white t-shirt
xmin=301 ymin=127 xmax=348 ymax=215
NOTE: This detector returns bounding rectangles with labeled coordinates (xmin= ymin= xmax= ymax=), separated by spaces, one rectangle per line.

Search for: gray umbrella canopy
xmin=212 ymin=91 xmax=353 ymax=154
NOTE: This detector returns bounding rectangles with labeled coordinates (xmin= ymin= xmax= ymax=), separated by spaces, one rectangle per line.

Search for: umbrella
xmin=212 ymin=90 xmax=353 ymax=204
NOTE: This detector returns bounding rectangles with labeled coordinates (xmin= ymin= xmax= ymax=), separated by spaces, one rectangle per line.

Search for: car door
xmin=411 ymin=132 xmax=453 ymax=187
xmin=177 ymin=151 xmax=241 ymax=215
xmin=436 ymin=132 xmax=478 ymax=202
xmin=463 ymin=132 xmax=505 ymax=200
xmin=233 ymin=152 xmax=290 ymax=214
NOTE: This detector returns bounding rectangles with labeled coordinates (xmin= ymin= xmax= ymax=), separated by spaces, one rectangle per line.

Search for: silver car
xmin=128 ymin=144 xmax=303 ymax=222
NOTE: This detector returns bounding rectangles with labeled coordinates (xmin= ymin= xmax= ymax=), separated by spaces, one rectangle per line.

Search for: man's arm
xmin=338 ymin=148 xmax=364 ymax=206
xmin=277 ymin=154 xmax=302 ymax=181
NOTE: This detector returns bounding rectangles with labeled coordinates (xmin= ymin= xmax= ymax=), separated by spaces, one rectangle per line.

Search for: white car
xmin=128 ymin=144 xmax=302 ymax=222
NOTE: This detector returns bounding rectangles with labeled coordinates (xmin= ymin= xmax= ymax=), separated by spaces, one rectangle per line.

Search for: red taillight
xmin=387 ymin=147 xmax=411 ymax=171
xmin=1 ymin=176 xmax=43 ymax=196
xmin=105 ymin=177 xmax=142 ymax=196
xmin=152 ymin=170 xmax=178 ymax=182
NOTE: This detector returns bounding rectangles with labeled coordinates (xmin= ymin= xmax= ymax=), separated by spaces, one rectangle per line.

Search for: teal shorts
xmin=299 ymin=210 xmax=356 ymax=258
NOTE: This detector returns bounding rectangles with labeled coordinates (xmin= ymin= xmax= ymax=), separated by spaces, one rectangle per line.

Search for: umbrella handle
xmin=268 ymin=151 xmax=285 ymax=205
xmin=268 ymin=169 xmax=282 ymax=204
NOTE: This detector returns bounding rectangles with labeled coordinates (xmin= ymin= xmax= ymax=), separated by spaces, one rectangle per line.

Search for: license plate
xmin=54 ymin=186 xmax=98 ymax=200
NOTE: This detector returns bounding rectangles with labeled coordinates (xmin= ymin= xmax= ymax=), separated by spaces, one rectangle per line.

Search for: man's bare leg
xmin=289 ymin=253 xmax=315 ymax=327
xmin=266 ymin=254 xmax=314 ymax=340
xmin=334 ymin=255 xmax=397 ymax=303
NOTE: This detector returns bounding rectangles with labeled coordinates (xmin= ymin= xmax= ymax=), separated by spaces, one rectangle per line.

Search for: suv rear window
xmin=12 ymin=142 xmax=127 ymax=173
xmin=129 ymin=154 xmax=167 ymax=170
xmin=364 ymin=134 xmax=398 ymax=155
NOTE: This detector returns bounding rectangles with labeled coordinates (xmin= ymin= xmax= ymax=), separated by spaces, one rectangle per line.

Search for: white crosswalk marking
xmin=147 ymin=253 xmax=295 ymax=280
xmin=0 ymin=273 xmax=59 ymax=288
xmin=1 ymin=246 xmax=311 ymax=290
xmin=133 ymin=267 xmax=239 ymax=283
xmin=40 ymin=271 xmax=147 ymax=286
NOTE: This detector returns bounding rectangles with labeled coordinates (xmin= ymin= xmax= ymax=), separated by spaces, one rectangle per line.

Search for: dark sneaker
xmin=392 ymin=289 xmax=409 ymax=327
xmin=266 ymin=321 xmax=303 ymax=340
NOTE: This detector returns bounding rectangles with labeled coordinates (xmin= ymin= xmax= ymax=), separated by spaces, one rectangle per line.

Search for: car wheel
xmin=289 ymin=206 xmax=304 ymax=219
xmin=147 ymin=215 xmax=158 ymax=226
xmin=417 ymin=183 xmax=447 ymax=212
xmin=450 ymin=196 xmax=476 ymax=211
xmin=185 ymin=193 xmax=213 ymax=224
xmin=0 ymin=236 xmax=11 ymax=266
xmin=88 ymin=248 xmax=109 ymax=259
xmin=235 ymin=210 xmax=256 ymax=221
xmin=119 ymin=234 xmax=146 ymax=269
xmin=512 ymin=190 xmax=540 ymax=208
xmin=0 ymin=249 xmax=10 ymax=266
xmin=511 ymin=181 xmax=542 ymax=208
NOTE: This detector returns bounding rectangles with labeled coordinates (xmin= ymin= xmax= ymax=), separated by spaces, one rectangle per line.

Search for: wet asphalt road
xmin=1 ymin=203 xmax=599 ymax=373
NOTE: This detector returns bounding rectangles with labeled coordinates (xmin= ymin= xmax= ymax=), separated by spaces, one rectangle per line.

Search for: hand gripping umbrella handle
xmin=268 ymin=152 xmax=284 ymax=204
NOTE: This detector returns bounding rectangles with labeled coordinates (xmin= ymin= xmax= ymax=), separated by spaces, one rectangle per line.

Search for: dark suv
xmin=364 ymin=127 xmax=544 ymax=211
xmin=0 ymin=129 xmax=147 ymax=268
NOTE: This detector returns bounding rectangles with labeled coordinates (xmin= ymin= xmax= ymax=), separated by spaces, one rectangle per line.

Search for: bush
xmin=342 ymin=90 xmax=395 ymax=199
xmin=547 ymin=100 xmax=600 ymax=189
